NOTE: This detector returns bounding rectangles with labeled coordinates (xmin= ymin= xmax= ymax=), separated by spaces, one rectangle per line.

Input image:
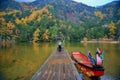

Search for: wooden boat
xmin=72 ymin=52 xmax=104 ymax=77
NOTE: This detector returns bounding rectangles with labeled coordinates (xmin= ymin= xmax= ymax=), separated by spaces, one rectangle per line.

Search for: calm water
xmin=0 ymin=42 xmax=120 ymax=80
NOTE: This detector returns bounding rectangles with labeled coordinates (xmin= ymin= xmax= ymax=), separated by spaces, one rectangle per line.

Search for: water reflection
xmin=33 ymin=42 xmax=40 ymax=55
xmin=0 ymin=42 xmax=120 ymax=80
xmin=0 ymin=43 xmax=56 ymax=80
xmin=66 ymin=42 xmax=120 ymax=80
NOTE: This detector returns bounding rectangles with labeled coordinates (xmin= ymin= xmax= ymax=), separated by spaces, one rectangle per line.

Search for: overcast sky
xmin=15 ymin=0 xmax=117 ymax=7
xmin=73 ymin=0 xmax=117 ymax=7
xmin=15 ymin=0 xmax=36 ymax=2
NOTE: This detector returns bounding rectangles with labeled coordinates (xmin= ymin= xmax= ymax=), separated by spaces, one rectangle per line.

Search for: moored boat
xmin=72 ymin=51 xmax=104 ymax=77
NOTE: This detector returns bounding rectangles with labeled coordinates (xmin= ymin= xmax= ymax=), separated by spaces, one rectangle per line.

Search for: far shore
xmin=81 ymin=40 xmax=120 ymax=43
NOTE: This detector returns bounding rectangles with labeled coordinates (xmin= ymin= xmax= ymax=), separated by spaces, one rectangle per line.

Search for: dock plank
xmin=31 ymin=49 xmax=82 ymax=80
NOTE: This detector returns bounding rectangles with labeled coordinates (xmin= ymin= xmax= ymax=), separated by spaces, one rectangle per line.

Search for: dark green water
xmin=0 ymin=42 xmax=120 ymax=80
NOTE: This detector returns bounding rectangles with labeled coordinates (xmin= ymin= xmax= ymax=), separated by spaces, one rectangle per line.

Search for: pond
xmin=0 ymin=42 xmax=120 ymax=80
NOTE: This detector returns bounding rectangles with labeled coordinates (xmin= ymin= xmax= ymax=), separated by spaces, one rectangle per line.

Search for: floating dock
xmin=31 ymin=49 xmax=82 ymax=80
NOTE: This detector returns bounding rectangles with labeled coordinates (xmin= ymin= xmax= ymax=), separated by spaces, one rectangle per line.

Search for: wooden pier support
xmin=31 ymin=49 xmax=82 ymax=80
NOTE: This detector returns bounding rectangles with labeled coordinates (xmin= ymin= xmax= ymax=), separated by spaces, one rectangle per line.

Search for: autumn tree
xmin=43 ymin=29 xmax=49 ymax=41
xmin=0 ymin=17 xmax=6 ymax=27
xmin=15 ymin=18 xmax=21 ymax=24
xmin=109 ymin=21 xmax=116 ymax=39
xmin=7 ymin=21 xmax=15 ymax=34
xmin=33 ymin=28 xmax=40 ymax=42
xmin=94 ymin=11 xmax=106 ymax=19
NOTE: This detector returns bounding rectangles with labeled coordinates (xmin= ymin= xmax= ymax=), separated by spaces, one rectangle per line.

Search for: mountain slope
xmin=22 ymin=0 xmax=95 ymax=23
xmin=95 ymin=1 xmax=120 ymax=21
xmin=0 ymin=0 xmax=120 ymax=42
xmin=0 ymin=0 xmax=21 ymax=11
xmin=0 ymin=0 xmax=119 ymax=24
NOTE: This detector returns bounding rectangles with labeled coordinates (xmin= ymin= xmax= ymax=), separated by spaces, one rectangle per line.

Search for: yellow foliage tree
xmin=109 ymin=21 xmax=116 ymax=38
xmin=15 ymin=18 xmax=22 ymax=24
xmin=14 ymin=5 xmax=52 ymax=25
xmin=0 ymin=17 xmax=6 ymax=26
xmin=21 ymin=18 xmax=27 ymax=25
xmin=37 ymin=16 xmax=41 ymax=22
xmin=0 ymin=11 xmax=6 ymax=16
xmin=94 ymin=11 xmax=106 ymax=19
xmin=7 ymin=21 xmax=15 ymax=34
xmin=27 ymin=11 xmax=36 ymax=22
xmin=27 ymin=5 xmax=52 ymax=23
xmin=15 ymin=17 xmax=27 ymax=25
xmin=7 ymin=21 xmax=15 ymax=29
xmin=43 ymin=29 xmax=49 ymax=40
xmin=33 ymin=28 xmax=40 ymax=42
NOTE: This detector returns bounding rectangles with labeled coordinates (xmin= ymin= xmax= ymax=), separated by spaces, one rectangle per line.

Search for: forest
xmin=0 ymin=0 xmax=120 ymax=47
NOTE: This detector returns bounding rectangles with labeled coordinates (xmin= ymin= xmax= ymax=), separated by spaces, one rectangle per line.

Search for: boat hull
xmin=72 ymin=52 xmax=104 ymax=77
xmin=76 ymin=63 xmax=104 ymax=77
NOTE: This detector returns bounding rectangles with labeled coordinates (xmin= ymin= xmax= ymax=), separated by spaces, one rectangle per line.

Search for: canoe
xmin=72 ymin=52 xmax=104 ymax=77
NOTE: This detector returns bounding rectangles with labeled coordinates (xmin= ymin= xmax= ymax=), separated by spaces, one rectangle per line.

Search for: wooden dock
xmin=31 ymin=49 xmax=82 ymax=80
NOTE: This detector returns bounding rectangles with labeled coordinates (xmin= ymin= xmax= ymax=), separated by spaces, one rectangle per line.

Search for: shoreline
xmin=81 ymin=40 xmax=120 ymax=43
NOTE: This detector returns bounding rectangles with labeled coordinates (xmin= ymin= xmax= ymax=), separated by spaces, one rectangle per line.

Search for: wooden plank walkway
xmin=31 ymin=49 xmax=82 ymax=80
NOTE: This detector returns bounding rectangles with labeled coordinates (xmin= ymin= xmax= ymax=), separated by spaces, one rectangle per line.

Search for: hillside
xmin=0 ymin=0 xmax=119 ymax=23
xmin=0 ymin=0 xmax=120 ymax=44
